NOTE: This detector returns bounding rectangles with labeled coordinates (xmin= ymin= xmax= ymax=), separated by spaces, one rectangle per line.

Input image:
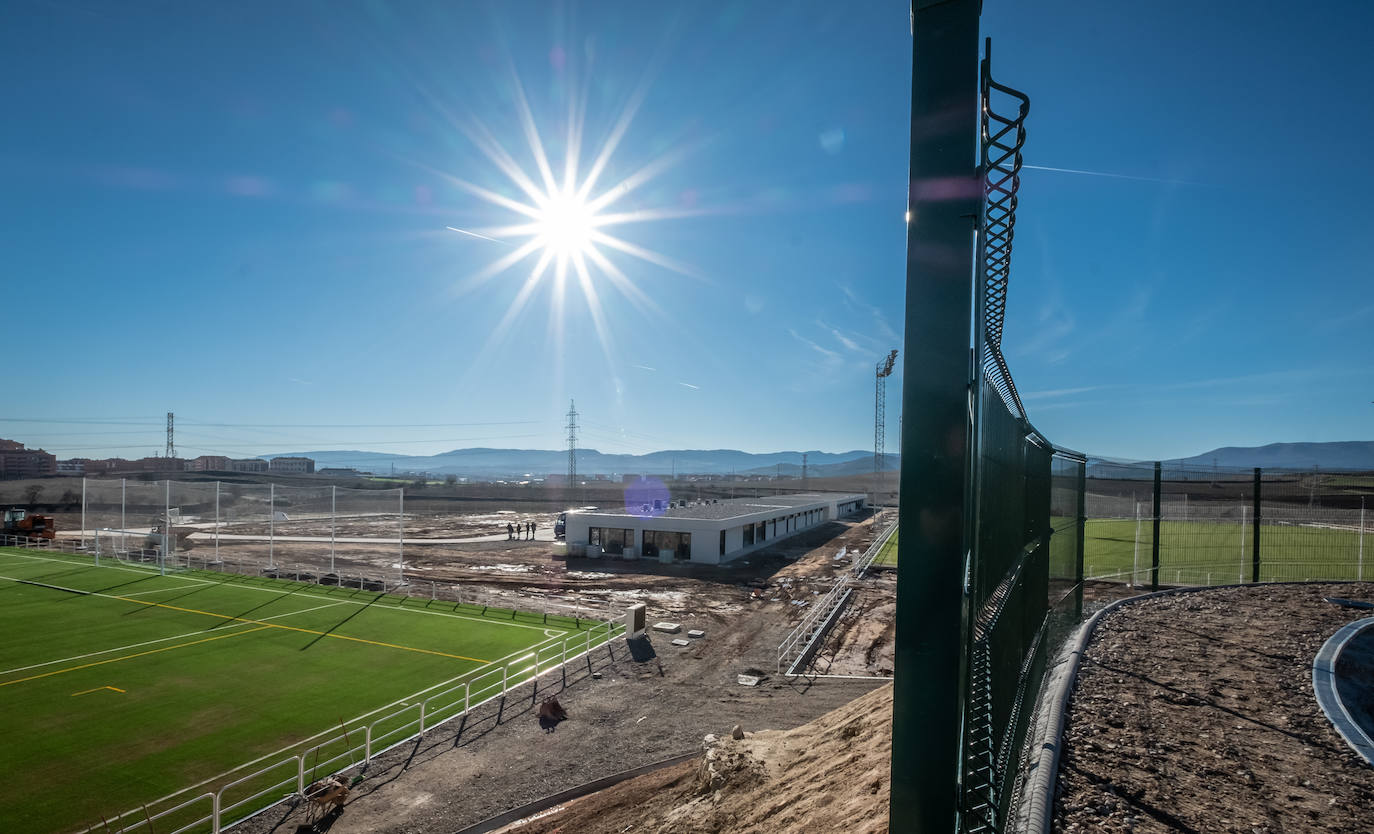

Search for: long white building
xmin=564 ymin=492 xmax=866 ymax=565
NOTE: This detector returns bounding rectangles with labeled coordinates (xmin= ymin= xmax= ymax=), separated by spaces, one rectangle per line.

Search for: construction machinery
xmin=3 ymin=508 xmax=57 ymax=540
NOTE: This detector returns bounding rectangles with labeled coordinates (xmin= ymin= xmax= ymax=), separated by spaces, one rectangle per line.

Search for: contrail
xmin=445 ymin=226 xmax=512 ymax=245
xmin=678 ymin=382 xmax=700 ymax=390
xmin=1022 ymin=164 xmax=1202 ymax=186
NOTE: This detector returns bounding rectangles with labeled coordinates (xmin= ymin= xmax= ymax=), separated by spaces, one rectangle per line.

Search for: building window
xmin=643 ymin=530 xmax=691 ymax=560
xmin=720 ymin=529 xmax=726 ymax=555
xmin=588 ymin=527 xmax=633 ymax=553
xmin=742 ymin=524 xmax=754 ymax=547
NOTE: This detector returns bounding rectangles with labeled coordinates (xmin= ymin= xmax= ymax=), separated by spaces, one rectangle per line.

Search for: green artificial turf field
xmin=1083 ymin=519 xmax=1368 ymax=584
xmin=873 ymin=527 xmax=899 ymax=567
xmin=860 ymin=519 xmax=1363 ymax=584
xmin=0 ymin=547 xmax=611 ymax=833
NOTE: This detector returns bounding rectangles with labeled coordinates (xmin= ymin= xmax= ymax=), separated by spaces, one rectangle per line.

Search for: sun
xmin=536 ymin=189 xmax=597 ymax=259
xmin=434 ymin=63 xmax=708 ymax=366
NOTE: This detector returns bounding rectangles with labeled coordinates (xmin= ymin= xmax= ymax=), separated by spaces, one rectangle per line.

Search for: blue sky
xmin=2 ymin=0 xmax=1370 ymax=462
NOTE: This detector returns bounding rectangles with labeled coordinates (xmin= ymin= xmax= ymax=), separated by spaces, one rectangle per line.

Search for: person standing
xmin=531 ymin=520 xmax=538 ymax=540
xmin=506 ymin=522 xmax=514 ymax=540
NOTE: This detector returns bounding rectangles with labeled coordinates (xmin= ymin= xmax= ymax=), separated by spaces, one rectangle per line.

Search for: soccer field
xmin=861 ymin=519 xmax=1364 ymax=583
xmin=1084 ymin=519 xmax=1368 ymax=584
xmin=0 ymin=547 xmax=613 ymax=834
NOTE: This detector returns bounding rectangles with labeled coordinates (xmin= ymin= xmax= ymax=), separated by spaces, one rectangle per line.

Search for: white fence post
xmin=1240 ymin=504 xmax=1248 ymax=584
xmin=1132 ymin=501 xmax=1141 ymax=588
xmin=162 ymin=479 xmax=170 ymax=576
xmin=215 ymin=481 xmax=220 ymax=564
xmin=80 ymin=476 xmax=87 ymax=551
xmin=330 ymin=485 xmax=336 ymax=575
xmin=398 ymin=488 xmax=405 ymax=585
xmin=269 ymin=483 xmax=275 ymax=569
xmin=121 ymin=477 xmax=126 ymax=554
xmin=1359 ymin=496 xmax=1365 ymax=582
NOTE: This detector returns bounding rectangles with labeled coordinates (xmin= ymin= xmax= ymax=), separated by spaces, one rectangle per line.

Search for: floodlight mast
xmin=874 ymin=349 xmax=899 ymax=499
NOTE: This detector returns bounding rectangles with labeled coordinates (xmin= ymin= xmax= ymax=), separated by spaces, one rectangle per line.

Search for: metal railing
xmin=852 ymin=514 xmax=899 ymax=577
xmin=774 ymin=513 xmax=898 ymax=674
xmin=91 ymin=620 xmax=623 ymax=834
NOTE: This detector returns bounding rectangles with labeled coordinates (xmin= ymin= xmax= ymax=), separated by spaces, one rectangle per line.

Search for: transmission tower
xmin=874 ymin=350 xmax=898 ymax=486
xmin=165 ymin=412 xmax=175 ymax=458
xmin=565 ymin=400 xmax=579 ymax=502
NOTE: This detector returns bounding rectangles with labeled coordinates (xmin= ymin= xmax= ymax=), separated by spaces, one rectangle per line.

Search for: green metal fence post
xmin=1075 ymin=460 xmax=1086 ymax=621
xmin=1151 ymin=461 xmax=1161 ymax=591
xmin=891 ymin=2 xmax=982 ymax=832
xmin=1252 ymin=468 xmax=1262 ymax=583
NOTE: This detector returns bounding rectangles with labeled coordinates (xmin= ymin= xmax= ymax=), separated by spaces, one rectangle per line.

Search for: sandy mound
xmin=502 ymin=683 xmax=893 ymax=834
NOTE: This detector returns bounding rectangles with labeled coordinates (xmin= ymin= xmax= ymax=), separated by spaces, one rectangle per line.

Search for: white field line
xmin=112 ymin=582 xmax=215 ymax=598
xmin=0 ymin=549 xmax=562 ymax=633
xmin=0 ymin=593 xmax=350 ymax=677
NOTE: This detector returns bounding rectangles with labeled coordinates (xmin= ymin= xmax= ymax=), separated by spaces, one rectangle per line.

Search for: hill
xmin=1168 ymin=441 xmax=1374 ymax=471
xmin=263 ymin=447 xmax=884 ymax=479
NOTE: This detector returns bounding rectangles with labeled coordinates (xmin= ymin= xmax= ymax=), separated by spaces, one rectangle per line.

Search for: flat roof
xmin=571 ymin=492 xmax=865 ymax=522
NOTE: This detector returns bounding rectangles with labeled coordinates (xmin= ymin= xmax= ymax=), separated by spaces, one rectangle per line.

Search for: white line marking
xmin=0 ymin=549 xmax=564 ymax=633
xmin=115 ymin=583 xmax=210 ymax=598
xmin=0 ymin=587 xmax=351 ymax=677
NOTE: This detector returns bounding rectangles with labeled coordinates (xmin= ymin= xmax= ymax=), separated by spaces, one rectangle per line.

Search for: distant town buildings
xmin=268 ymin=457 xmax=315 ymax=474
xmin=229 ymin=459 xmax=268 ymax=473
xmin=0 ymin=439 xmax=57 ymax=480
xmin=188 ymin=455 xmax=231 ymax=472
xmin=318 ymin=467 xmax=362 ymax=477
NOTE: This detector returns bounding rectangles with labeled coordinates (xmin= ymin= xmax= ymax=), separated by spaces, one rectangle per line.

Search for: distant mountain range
xmin=1085 ymin=441 xmax=1374 ymax=473
xmin=263 ymin=447 xmax=900 ymax=479
xmin=256 ymin=440 xmax=1373 ymax=479
xmin=1163 ymin=441 xmax=1374 ymax=471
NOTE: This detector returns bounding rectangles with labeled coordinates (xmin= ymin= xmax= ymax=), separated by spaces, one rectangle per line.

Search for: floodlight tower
xmin=874 ymin=350 xmax=899 ymax=497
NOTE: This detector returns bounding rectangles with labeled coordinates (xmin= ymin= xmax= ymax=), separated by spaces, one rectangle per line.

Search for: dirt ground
xmin=1054 ymin=583 xmax=1374 ymax=833
xmin=500 ymin=682 xmax=895 ymax=834
xmin=228 ymin=512 xmax=894 ymax=834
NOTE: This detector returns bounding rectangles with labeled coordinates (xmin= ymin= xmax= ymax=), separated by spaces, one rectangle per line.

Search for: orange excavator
xmin=3 ymin=508 xmax=57 ymax=540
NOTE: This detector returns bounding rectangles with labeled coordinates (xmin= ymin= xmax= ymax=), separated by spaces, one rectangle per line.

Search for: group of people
xmin=506 ymin=520 xmax=537 ymax=541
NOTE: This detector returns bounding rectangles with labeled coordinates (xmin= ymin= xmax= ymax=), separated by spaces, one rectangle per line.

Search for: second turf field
xmin=864 ymin=520 xmax=1364 ymax=583
xmin=0 ymin=547 xmax=611 ymax=833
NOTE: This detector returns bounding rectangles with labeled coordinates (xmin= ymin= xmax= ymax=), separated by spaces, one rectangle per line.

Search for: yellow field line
xmin=106 ymin=593 xmax=490 ymax=665
xmin=71 ymin=685 xmax=125 ymax=697
xmin=0 ymin=627 xmax=270 ymax=688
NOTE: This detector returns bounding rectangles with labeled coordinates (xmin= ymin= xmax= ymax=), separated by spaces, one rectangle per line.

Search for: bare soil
xmin=1054 ymin=582 xmax=1374 ymax=833
xmin=500 ymin=682 xmax=895 ymax=834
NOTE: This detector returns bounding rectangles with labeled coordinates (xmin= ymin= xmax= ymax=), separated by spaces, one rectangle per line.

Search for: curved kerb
xmin=1014 ymin=581 xmax=1368 ymax=834
xmin=1311 ymin=616 xmax=1374 ymax=766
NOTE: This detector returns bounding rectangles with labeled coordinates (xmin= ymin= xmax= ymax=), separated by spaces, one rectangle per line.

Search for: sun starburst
xmin=438 ymin=64 xmax=706 ymax=368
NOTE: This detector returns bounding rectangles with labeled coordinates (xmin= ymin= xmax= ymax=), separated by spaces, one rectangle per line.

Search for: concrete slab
xmin=652 ymin=622 xmax=682 ymax=634
xmin=687 ymin=629 xmax=706 ymax=638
